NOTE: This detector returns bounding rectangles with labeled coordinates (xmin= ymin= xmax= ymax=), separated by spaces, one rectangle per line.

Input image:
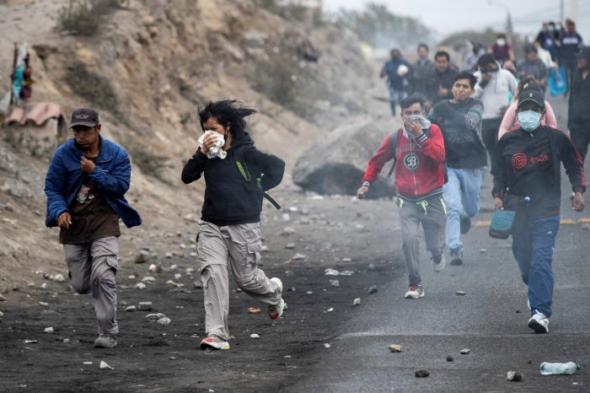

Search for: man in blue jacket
xmin=44 ymin=108 xmax=141 ymax=348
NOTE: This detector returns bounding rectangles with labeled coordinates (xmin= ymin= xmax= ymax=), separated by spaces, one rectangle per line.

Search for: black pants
xmin=570 ymin=126 xmax=590 ymax=162
xmin=482 ymin=117 xmax=502 ymax=161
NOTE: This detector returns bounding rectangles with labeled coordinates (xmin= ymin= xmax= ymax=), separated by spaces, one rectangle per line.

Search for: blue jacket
xmin=44 ymin=137 xmax=142 ymax=228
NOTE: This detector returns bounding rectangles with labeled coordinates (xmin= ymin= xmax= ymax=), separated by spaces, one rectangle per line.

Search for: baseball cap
xmin=576 ymin=46 xmax=590 ymax=60
xmin=70 ymin=108 xmax=99 ymax=128
xmin=518 ymin=87 xmax=545 ymax=110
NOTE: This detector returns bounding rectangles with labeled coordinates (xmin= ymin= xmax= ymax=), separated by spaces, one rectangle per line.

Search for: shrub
xmin=64 ymin=63 xmax=120 ymax=115
xmin=57 ymin=0 xmax=126 ymax=36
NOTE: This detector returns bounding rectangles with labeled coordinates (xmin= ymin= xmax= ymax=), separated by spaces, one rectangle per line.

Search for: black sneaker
xmin=449 ymin=249 xmax=463 ymax=266
xmin=460 ymin=216 xmax=472 ymax=234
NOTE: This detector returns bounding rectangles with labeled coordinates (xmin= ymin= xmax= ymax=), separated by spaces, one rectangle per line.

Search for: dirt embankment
xmin=0 ymin=0 xmax=385 ymax=290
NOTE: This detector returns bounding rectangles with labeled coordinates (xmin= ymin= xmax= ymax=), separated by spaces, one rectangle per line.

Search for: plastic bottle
xmin=539 ymin=362 xmax=580 ymax=376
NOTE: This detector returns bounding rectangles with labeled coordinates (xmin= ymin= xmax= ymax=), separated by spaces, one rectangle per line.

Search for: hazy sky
xmin=323 ymin=0 xmax=590 ymax=40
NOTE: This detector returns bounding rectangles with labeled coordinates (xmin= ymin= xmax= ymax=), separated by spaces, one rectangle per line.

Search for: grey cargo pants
xmin=196 ymin=221 xmax=281 ymax=340
xmin=63 ymin=236 xmax=119 ymax=336
xmin=398 ymin=195 xmax=447 ymax=286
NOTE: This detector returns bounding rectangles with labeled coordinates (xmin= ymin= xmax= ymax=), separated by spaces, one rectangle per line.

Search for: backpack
xmin=387 ymin=128 xmax=448 ymax=183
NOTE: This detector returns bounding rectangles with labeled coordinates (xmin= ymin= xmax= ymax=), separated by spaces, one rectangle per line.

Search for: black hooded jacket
xmin=182 ymin=134 xmax=285 ymax=226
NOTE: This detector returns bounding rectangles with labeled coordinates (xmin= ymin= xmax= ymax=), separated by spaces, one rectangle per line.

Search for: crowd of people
xmin=41 ymin=20 xmax=589 ymax=353
xmin=367 ymin=24 xmax=590 ymax=334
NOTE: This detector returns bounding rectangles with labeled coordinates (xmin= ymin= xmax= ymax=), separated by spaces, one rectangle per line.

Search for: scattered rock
xmin=285 ymin=243 xmax=296 ymax=249
xmin=415 ymin=369 xmax=430 ymax=378
xmin=368 ymin=286 xmax=378 ymax=295
xmin=125 ymin=305 xmax=137 ymax=312
xmin=138 ymin=301 xmax=153 ymax=311
xmin=388 ymin=344 xmax=402 ymax=353
xmin=479 ymin=248 xmax=487 ymax=254
xmin=250 ymin=333 xmax=261 ymax=339
xmin=353 ymin=298 xmax=361 ymax=306
xmin=325 ymin=307 xmax=334 ymax=313
xmin=329 ymin=279 xmax=340 ymax=287
xmin=446 ymin=356 xmax=454 ymax=362
xmin=368 ymin=263 xmax=376 ymax=271
xmin=24 ymin=339 xmax=38 ymax=344
xmin=166 ymin=280 xmax=184 ymax=288
xmin=460 ymin=348 xmax=471 ymax=355
xmin=261 ymin=245 xmax=269 ymax=253
xmin=306 ymin=291 xmax=313 ymax=295
xmin=581 ymin=223 xmax=590 ymax=231
xmin=99 ymin=360 xmax=113 ymax=370
xmin=0 ymin=311 xmax=4 ymax=317
xmin=39 ymin=301 xmax=49 ymax=307
xmin=174 ymin=273 xmax=182 ymax=280
xmin=280 ymin=227 xmax=296 ymax=236
xmin=282 ymin=213 xmax=291 ymax=221
xmin=288 ymin=287 xmax=296 ymax=292
xmin=148 ymin=264 xmax=162 ymax=273
xmin=323 ymin=343 xmax=331 ymax=349
xmin=41 ymin=283 xmax=48 ymax=289
xmin=165 ymin=252 xmax=173 ymax=259
xmin=292 ymin=253 xmax=306 ymax=261
xmin=456 ymin=291 xmax=466 ymax=296
xmin=324 ymin=268 xmax=340 ymax=276
xmin=128 ymin=274 xmax=136 ymax=280
xmin=193 ymin=281 xmax=203 ymax=289
xmin=146 ymin=313 xmax=166 ymax=321
xmin=83 ymin=361 xmax=93 ymax=365
xmin=248 ymin=307 xmax=262 ymax=314
xmin=157 ymin=317 xmax=172 ymax=326
xmin=340 ymin=270 xmax=355 ymax=276
xmin=50 ymin=274 xmax=66 ymax=283
xmin=0 ymin=294 xmax=5 ymax=301
xmin=134 ymin=250 xmax=150 ymax=264
xmin=142 ymin=276 xmax=156 ymax=283
xmin=135 ymin=282 xmax=147 ymax=290
xmin=44 ymin=327 xmax=54 ymax=334
xmin=506 ymin=371 xmax=523 ymax=382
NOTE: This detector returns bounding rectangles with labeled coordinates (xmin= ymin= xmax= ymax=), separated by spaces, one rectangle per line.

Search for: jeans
xmin=388 ymin=85 xmax=407 ymax=116
xmin=512 ymin=215 xmax=560 ymax=317
xmin=443 ymin=167 xmax=483 ymax=253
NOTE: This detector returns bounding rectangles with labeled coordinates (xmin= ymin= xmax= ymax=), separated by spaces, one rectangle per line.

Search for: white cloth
xmin=198 ymin=131 xmax=227 ymax=159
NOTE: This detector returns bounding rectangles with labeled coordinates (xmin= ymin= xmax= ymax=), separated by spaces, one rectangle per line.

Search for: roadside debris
xmin=43 ymin=327 xmax=54 ymax=334
xmin=99 ymin=360 xmax=113 ymax=370
xmin=250 ymin=333 xmax=261 ymax=339
xmin=415 ymin=369 xmax=430 ymax=378
xmin=148 ymin=264 xmax=162 ymax=273
xmin=135 ymin=283 xmax=146 ymax=290
xmin=446 ymin=356 xmax=454 ymax=362
xmin=506 ymin=371 xmax=523 ymax=382
xmin=247 ymin=307 xmax=262 ymax=314
xmin=24 ymin=339 xmax=38 ymax=344
xmin=329 ymin=279 xmax=340 ymax=287
xmin=323 ymin=343 xmax=331 ymax=349
xmin=134 ymin=250 xmax=150 ymax=264
xmin=353 ymin=298 xmax=361 ymax=306
xmin=460 ymin=348 xmax=471 ymax=355
xmin=540 ymin=362 xmax=580 ymax=376
xmin=388 ymin=344 xmax=402 ymax=353
xmin=125 ymin=305 xmax=137 ymax=312
xmin=368 ymin=285 xmax=378 ymax=295
xmin=138 ymin=301 xmax=153 ymax=311
xmin=456 ymin=291 xmax=466 ymax=296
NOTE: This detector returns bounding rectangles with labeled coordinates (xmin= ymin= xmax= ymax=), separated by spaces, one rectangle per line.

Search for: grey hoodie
xmin=474 ymin=66 xmax=517 ymax=119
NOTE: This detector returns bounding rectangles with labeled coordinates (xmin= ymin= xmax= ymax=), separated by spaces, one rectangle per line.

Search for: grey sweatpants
xmin=63 ymin=236 xmax=119 ymax=336
xmin=196 ymin=221 xmax=281 ymax=340
xmin=398 ymin=195 xmax=447 ymax=286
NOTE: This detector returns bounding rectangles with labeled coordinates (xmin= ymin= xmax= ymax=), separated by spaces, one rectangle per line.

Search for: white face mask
xmin=517 ymin=110 xmax=542 ymax=132
xmin=496 ymin=38 xmax=506 ymax=46
xmin=403 ymin=115 xmax=431 ymax=138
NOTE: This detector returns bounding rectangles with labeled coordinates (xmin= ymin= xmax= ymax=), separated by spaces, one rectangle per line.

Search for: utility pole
xmin=559 ymin=0 xmax=564 ymax=22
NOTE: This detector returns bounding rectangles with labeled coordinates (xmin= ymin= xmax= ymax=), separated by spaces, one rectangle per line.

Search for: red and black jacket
xmin=492 ymin=126 xmax=586 ymax=217
xmin=362 ymin=125 xmax=446 ymax=200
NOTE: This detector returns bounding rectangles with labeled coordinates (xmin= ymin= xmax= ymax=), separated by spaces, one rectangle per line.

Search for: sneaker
xmin=460 ymin=216 xmax=472 ymax=234
xmin=528 ymin=311 xmax=549 ymax=334
xmin=433 ymin=254 xmax=446 ymax=272
xmin=200 ymin=335 xmax=230 ymax=350
xmin=449 ymin=249 xmax=463 ymax=266
xmin=94 ymin=334 xmax=117 ymax=349
xmin=404 ymin=284 xmax=424 ymax=299
xmin=268 ymin=277 xmax=286 ymax=320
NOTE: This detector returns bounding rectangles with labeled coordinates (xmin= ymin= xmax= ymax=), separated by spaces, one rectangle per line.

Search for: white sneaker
xmin=269 ymin=277 xmax=286 ymax=320
xmin=94 ymin=334 xmax=117 ymax=349
xmin=433 ymin=254 xmax=446 ymax=272
xmin=404 ymin=284 xmax=424 ymax=299
xmin=528 ymin=311 xmax=549 ymax=334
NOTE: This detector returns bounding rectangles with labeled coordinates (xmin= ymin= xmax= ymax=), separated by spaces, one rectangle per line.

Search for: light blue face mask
xmin=517 ymin=110 xmax=542 ymax=132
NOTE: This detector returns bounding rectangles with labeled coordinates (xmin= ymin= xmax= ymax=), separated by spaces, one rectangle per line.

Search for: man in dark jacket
xmin=358 ymin=95 xmax=446 ymax=299
xmin=559 ymin=19 xmax=584 ymax=93
xmin=430 ymin=71 xmax=486 ymax=266
xmin=44 ymin=108 xmax=141 ymax=349
xmin=430 ymin=51 xmax=459 ymax=105
xmin=409 ymin=43 xmax=435 ymax=104
xmin=492 ymin=87 xmax=585 ymax=333
xmin=568 ymin=46 xmax=590 ymax=161
xmin=380 ymin=48 xmax=411 ymax=116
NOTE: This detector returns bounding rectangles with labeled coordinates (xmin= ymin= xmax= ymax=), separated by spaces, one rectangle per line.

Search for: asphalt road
xmin=282 ymin=98 xmax=590 ymax=393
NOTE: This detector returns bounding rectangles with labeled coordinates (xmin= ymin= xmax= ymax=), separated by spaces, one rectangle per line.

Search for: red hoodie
xmin=362 ymin=125 xmax=446 ymax=200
